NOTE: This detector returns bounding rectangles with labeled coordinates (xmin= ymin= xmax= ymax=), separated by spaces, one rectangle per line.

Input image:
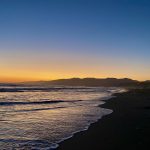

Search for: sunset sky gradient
xmin=0 ymin=0 xmax=150 ymax=82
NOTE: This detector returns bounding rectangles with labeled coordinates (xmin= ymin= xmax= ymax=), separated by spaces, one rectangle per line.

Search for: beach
xmin=57 ymin=89 xmax=150 ymax=150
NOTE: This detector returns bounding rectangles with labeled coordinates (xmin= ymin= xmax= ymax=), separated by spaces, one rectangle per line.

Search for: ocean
xmin=0 ymin=86 xmax=124 ymax=149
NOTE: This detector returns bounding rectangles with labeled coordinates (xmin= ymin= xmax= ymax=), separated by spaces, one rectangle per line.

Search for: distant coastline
xmin=1 ymin=77 xmax=149 ymax=87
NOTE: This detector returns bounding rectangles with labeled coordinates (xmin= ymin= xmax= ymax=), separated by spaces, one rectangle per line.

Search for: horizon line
xmin=0 ymin=77 xmax=149 ymax=84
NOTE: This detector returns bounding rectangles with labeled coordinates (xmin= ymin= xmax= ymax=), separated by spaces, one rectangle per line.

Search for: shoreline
xmin=53 ymin=95 xmax=115 ymax=149
xmin=57 ymin=89 xmax=150 ymax=150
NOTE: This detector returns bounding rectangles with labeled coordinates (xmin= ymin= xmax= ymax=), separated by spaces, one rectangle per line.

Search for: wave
xmin=0 ymin=100 xmax=82 ymax=106
xmin=0 ymin=138 xmax=57 ymax=150
xmin=15 ymin=106 xmax=67 ymax=112
xmin=0 ymin=100 xmax=64 ymax=106
xmin=0 ymin=87 xmax=93 ymax=92
xmin=0 ymin=108 xmax=113 ymax=150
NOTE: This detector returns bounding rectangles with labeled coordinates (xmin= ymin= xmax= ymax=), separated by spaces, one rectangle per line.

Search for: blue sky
xmin=0 ymin=0 xmax=150 ymax=81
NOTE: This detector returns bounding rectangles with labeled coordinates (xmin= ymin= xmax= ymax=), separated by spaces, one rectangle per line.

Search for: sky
xmin=0 ymin=0 xmax=150 ymax=82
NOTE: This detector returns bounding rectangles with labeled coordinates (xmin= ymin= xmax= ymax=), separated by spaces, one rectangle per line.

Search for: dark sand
xmin=57 ymin=89 xmax=150 ymax=150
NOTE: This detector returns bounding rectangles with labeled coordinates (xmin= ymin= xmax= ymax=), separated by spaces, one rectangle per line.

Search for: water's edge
xmin=54 ymin=88 xmax=128 ymax=150
xmin=52 ymin=96 xmax=115 ymax=150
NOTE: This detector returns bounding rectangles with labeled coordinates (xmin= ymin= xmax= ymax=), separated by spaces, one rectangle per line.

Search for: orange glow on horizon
xmin=0 ymin=51 xmax=149 ymax=82
xmin=0 ymin=73 xmax=147 ymax=83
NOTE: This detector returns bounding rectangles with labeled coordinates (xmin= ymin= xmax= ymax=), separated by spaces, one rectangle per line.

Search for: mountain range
xmin=0 ymin=78 xmax=150 ymax=87
xmin=20 ymin=78 xmax=149 ymax=87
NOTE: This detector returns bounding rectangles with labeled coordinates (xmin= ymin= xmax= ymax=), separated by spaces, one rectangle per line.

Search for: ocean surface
xmin=0 ymin=86 xmax=124 ymax=150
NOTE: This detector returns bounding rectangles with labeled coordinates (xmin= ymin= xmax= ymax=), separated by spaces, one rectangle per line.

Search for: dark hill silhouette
xmin=24 ymin=78 xmax=139 ymax=87
xmin=139 ymin=80 xmax=150 ymax=88
xmin=48 ymin=78 xmax=139 ymax=86
xmin=1 ymin=78 xmax=150 ymax=87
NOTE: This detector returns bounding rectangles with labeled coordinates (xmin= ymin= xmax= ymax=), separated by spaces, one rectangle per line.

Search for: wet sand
xmin=57 ymin=89 xmax=150 ymax=150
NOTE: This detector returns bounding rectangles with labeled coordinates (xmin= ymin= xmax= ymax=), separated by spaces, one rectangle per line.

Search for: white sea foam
xmin=0 ymin=86 xmax=124 ymax=150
